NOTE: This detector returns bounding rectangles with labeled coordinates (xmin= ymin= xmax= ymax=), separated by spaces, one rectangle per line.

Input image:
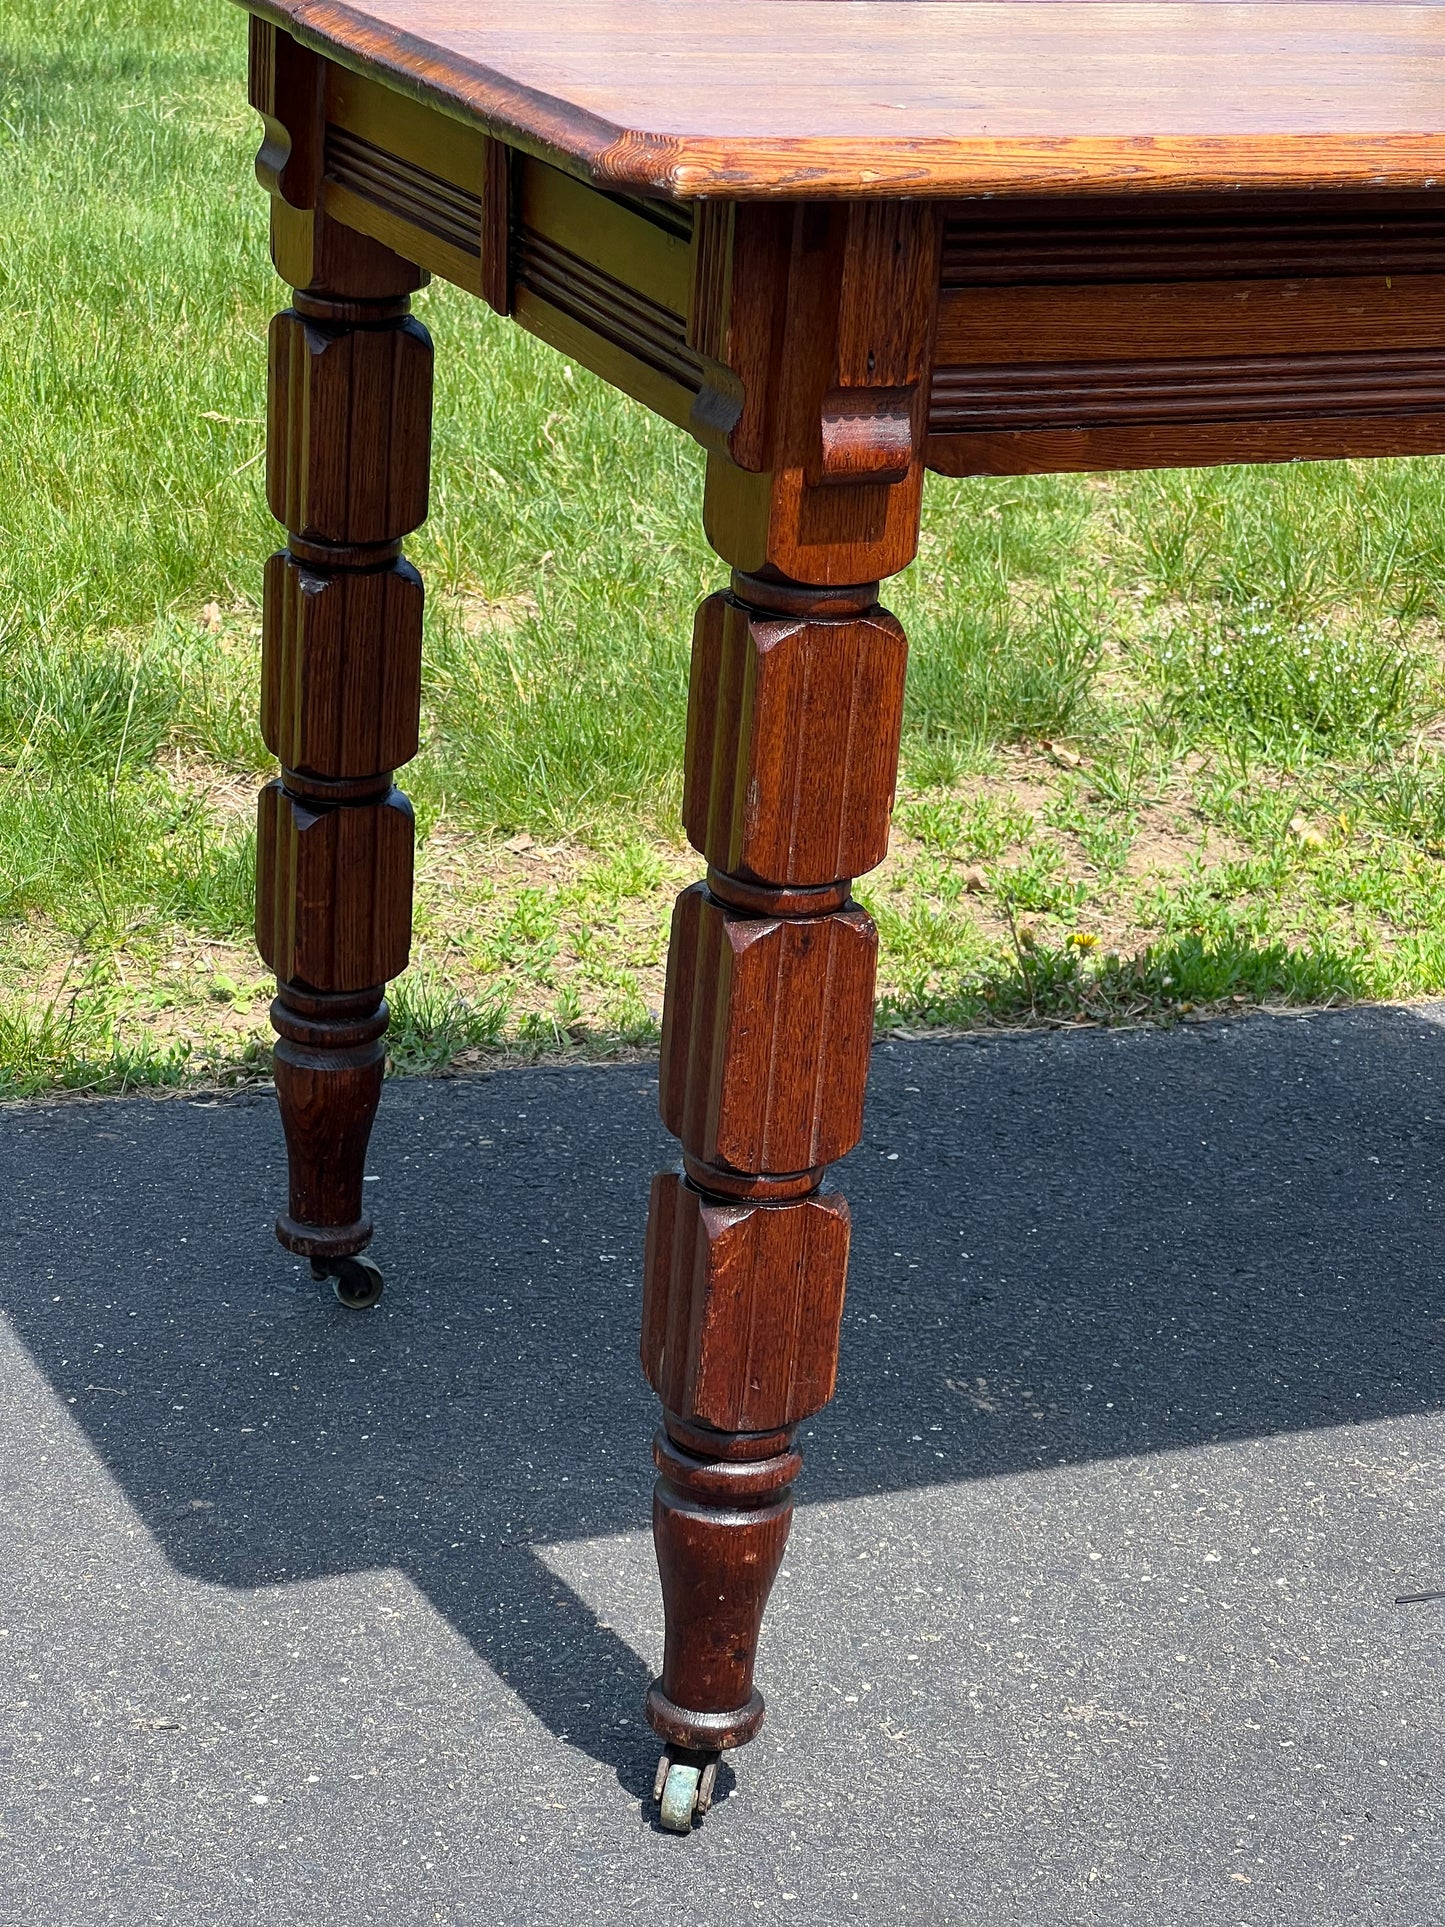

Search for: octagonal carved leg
xmin=254 ymin=195 xmax=431 ymax=1268
xmin=641 ymin=568 xmax=911 ymax=1768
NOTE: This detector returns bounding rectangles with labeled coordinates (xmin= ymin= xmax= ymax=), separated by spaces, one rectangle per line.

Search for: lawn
xmin=6 ymin=0 xmax=1445 ymax=1094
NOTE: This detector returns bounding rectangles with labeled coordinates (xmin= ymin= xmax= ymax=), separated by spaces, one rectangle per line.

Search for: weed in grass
xmin=904 ymin=588 xmax=1103 ymax=751
xmin=1076 ymin=817 xmax=1136 ymax=882
xmin=1148 ymin=601 xmax=1421 ymax=754
xmin=898 ymin=731 xmax=998 ymax=790
xmin=1342 ymin=757 xmax=1445 ymax=856
xmin=594 ymin=979 xmax=660 ymax=1044
xmin=1041 ymin=783 xmax=1092 ymax=838
xmin=1040 ymin=775 xmax=1138 ymax=877
xmin=1086 ymin=735 xmax=1159 ymax=814
xmin=993 ymin=844 xmax=1091 ymax=919
xmin=896 ymin=792 xmax=1033 ymax=861
xmin=166 ymin=613 xmax=269 ymax=771
xmin=386 ymin=968 xmax=509 ymax=1073
xmin=0 ymin=635 xmax=177 ymax=774
xmin=884 ymin=922 xmax=1373 ymax=1032
xmin=581 ymin=836 xmax=669 ymax=899
xmin=872 ymin=895 xmax=1002 ymax=1016
xmin=477 ymin=889 xmax=562 ymax=983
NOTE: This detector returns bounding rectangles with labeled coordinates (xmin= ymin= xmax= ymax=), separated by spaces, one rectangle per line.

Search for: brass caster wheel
xmin=652 ymin=1746 xmax=719 ymax=1833
xmin=311 ymin=1255 xmax=384 ymax=1309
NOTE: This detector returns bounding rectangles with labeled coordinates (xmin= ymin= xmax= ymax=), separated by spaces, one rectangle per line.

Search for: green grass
xmin=6 ymin=0 xmax=1445 ymax=1093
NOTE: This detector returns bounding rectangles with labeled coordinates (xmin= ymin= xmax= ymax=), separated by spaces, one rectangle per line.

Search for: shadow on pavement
xmin=2 ymin=1003 xmax=1442 ymax=1794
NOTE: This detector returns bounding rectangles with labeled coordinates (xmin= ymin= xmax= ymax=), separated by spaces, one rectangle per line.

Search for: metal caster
xmin=311 ymin=1255 xmax=384 ymax=1309
xmin=652 ymin=1746 xmax=719 ymax=1833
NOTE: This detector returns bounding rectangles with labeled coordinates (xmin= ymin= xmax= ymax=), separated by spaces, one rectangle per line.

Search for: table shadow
xmin=2 ymin=1003 xmax=1442 ymax=1801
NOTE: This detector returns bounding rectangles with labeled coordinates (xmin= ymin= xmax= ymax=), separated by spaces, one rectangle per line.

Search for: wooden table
xmin=236 ymin=0 xmax=1445 ymax=1830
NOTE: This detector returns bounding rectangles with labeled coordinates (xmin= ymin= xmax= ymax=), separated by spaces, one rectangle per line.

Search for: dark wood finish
xmin=926 ymin=412 xmax=1445 ymax=478
xmin=637 ymin=191 xmax=931 ymax=1758
xmin=930 ymin=351 xmax=1445 ymax=432
xmin=324 ymin=60 xmax=494 ymax=295
xmin=253 ymin=12 xmax=1445 ymax=482
xmin=659 ymin=883 xmax=878 ymax=1177
xmin=479 ymin=135 xmax=512 ymax=314
xmin=252 ymin=17 xmax=427 ymax=296
xmin=250 ymin=5 xmax=325 ymax=208
xmin=928 ymin=188 xmax=1445 ymax=471
xmin=253 ymin=21 xmax=434 ymax=1265
xmin=238 ymin=0 xmax=1445 ymax=1813
xmin=509 ymin=154 xmax=703 ymax=424
xmin=267 ymin=304 xmax=432 ymax=542
xmin=683 ymin=590 xmax=907 ymax=886
xmin=512 ymin=224 xmax=700 ymax=430
xmin=642 ymin=1175 xmax=850 ymax=1433
xmin=687 ymin=203 xmax=791 ymax=471
xmin=646 ymin=1427 xmax=800 ymax=1751
xmin=644 ymin=584 xmax=908 ymax=1755
xmin=519 ymin=157 xmax=691 ymax=314
xmin=936 ymin=275 xmax=1445 ymax=367
xmin=939 ymin=190 xmax=1445 ymax=287
xmin=256 ymin=778 xmax=414 ymax=988
xmin=261 ymin=552 xmax=424 ymax=775
xmin=270 ymin=988 xmax=390 ymax=1257
xmin=702 ymin=202 xmax=941 ymax=583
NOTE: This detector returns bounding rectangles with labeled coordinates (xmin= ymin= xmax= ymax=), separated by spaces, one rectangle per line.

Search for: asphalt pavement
xmin=0 ymin=1007 xmax=1441 ymax=1923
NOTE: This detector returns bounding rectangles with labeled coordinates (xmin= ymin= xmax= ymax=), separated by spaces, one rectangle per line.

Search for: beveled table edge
xmin=238 ymin=0 xmax=1445 ymax=201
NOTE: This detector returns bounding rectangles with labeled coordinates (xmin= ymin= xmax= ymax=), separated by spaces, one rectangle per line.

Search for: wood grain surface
xmin=659 ymin=884 xmax=878 ymax=1176
xmin=936 ymin=274 xmax=1445 ymax=364
xmin=939 ymin=190 xmax=1445 ymax=284
xmin=641 ymin=1174 xmax=851 ymax=1433
xmin=683 ymin=592 xmax=907 ymax=886
xmin=924 ymin=410 xmax=1445 ymax=473
xmin=239 ymin=0 xmax=1445 ymax=198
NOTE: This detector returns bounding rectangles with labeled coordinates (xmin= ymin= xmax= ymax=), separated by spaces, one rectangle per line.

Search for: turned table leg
xmin=637 ymin=194 xmax=938 ymax=1826
xmin=641 ymin=569 xmax=910 ymax=1825
xmin=254 ymin=197 xmax=432 ymax=1307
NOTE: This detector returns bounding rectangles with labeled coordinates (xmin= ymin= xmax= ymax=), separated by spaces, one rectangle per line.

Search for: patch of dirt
xmin=438 ymin=589 xmax=540 ymax=638
xmin=164 ymin=752 xmax=258 ymax=824
xmin=1123 ymin=806 xmax=1244 ymax=884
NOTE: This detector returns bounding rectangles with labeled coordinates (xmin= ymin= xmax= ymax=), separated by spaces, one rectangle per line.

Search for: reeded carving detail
xmin=684 ymin=590 xmax=907 ymax=886
xmin=267 ymin=308 xmax=434 ymax=544
xmin=262 ymin=550 xmax=424 ymax=777
xmin=659 ymin=883 xmax=877 ymax=1175
xmin=256 ymin=781 xmax=414 ymax=992
xmin=642 ymin=1173 xmax=851 ymax=1432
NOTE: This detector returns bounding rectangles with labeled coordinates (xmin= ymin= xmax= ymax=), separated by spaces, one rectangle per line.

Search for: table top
xmin=248 ymin=0 xmax=1445 ymax=199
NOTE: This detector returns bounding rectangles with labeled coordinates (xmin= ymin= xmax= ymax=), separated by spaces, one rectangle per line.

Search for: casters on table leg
xmin=652 ymin=1746 xmax=720 ymax=1832
xmin=311 ymin=1255 xmax=385 ymax=1309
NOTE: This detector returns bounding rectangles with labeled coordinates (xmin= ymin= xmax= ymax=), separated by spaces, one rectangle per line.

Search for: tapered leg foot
xmin=270 ymin=986 xmax=387 ymax=1260
xmin=643 ymin=1419 xmax=799 ymax=1760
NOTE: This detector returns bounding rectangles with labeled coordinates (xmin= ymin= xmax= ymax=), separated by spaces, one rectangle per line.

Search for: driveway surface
xmin=0 ymin=1008 xmax=1441 ymax=1923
